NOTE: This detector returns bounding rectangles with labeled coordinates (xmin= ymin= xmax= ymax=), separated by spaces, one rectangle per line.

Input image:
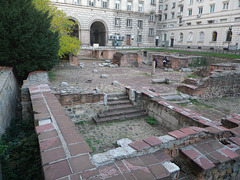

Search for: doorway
xmin=90 ymin=21 xmax=106 ymax=46
xmin=170 ymin=38 xmax=174 ymax=47
xmin=126 ymin=35 xmax=131 ymax=45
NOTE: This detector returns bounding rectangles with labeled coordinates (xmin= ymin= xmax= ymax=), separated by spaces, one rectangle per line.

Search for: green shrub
xmin=0 ymin=118 xmax=43 ymax=180
xmin=145 ymin=117 xmax=159 ymax=125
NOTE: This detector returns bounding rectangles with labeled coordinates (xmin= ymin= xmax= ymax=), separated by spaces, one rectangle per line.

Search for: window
xmin=226 ymin=30 xmax=232 ymax=42
xmin=88 ymin=0 xmax=94 ymax=6
xmin=151 ymin=0 xmax=156 ymax=5
xmin=149 ymin=28 xmax=154 ymax=36
xmin=158 ymin=14 xmax=162 ymax=21
xmin=115 ymin=0 xmax=120 ymax=10
xmin=73 ymin=0 xmax=80 ymax=4
xmin=102 ymin=0 xmax=108 ymax=8
xmin=138 ymin=20 xmax=143 ymax=28
xmin=172 ymin=2 xmax=176 ymax=8
xmin=172 ymin=12 xmax=175 ymax=19
xmin=187 ymin=22 xmax=191 ymax=26
xmin=208 ymin=20 xmax=214 ymax=24
xmin=150 ymin=12 xmax=155 ymax=21
xmin=127 ymin=1 xmax=132 ymax=11
xmin=199 ymin=0 xmax=204 ymax=2
xmin=164 ymin=34 xmax=167 ymax=41
xmin=180 ymin=6 xmax=184 ymax=12
xmin=179 ymin=17 xmax=182 ymax=23
xmin=138 ymin=3 xmax=143 ymax=12
xmin=126 ymin=19 xmax=132 ymax=27
xmin=210 ymin=5 xmax=215 ymax=13
xmin=188 ymin=9 xmax=192 ymax=16
xmin=159 ymin=5 xmax=163 ymax=11
xmin=199 ymin=32 xmax=204 ymax=41
xmin=189 ymin=0 xmax=193 ymax=5
xmin=179 ymin=33 xmax=183 ymax=41
xmin=165 ymin=4 xmax=168 ymax=10
xmin=164 ymin=14 xmax=167 ymax=20
xmin=137 ymin=35 xmax=142 ymax=43
xmin=239 ymin=0 xmax=240 ymax=8
xmin=115 ymin=18 xmax=120 ymax=26
xmin=198 ymin=7 xmax=203 ymax=14
xmin=223 ymin=3 xmax=228 ymax=10
xmin=188 ymin=32 xmax=193 ymax=41
xmin=212 ymin=31 xmax=217 ymax=41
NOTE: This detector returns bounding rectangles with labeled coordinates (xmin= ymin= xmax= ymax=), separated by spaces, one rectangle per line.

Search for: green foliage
xmin=33 ymin=0 xmax=81 ymax=57
xmin=48 ymin=71 xmax=56 ymax=82
xmin=184 ymin=74 xmax=199 ymax=79
xmin=0 ymin=118 xmax=43 ymax=180
xmin=188 ymin=57 xmax=207 ymax=67
xmin=0 ymin=0 xmax=60 ymax=79
xmin=190 ymin=99 xmax=213 ymax=108
xmin=145 ymin=117 xmax=159 ymax=125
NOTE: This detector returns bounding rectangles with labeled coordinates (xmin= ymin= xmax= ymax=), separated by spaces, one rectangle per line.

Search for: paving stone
xmin=205 ymin=154 xmax=219 ymax=164
xmin=54 ymin=115 xmax=73 ymax=128
xmin=179 ymin=127 xmax=198 ymax=135
xmin=205 ymin=126 xmax=224 ymax=134
xmin=132 ymin=168 xmax=156 ymax=180
xmin=152 ymin=150 xmax=171 ymax=163
xmin=220 ymin=147 xmax=239 ymax=160
xmin=42 ymin=147 xmax=66 ymax=165
xmin=39 ymin=129 xmax=58 ymax=141
xmin=193 ymin=157 xmax=215 ymax=170
xmin=181 ymin=148 xmax=201 ymax=160
xmin=210 ymin=151 xmax=230 ymax=163
xmin=92 ymin=152 xmax=114 ymax=166
xmin=190 ymin=127 xmax=208 ymax=133
xmin=99 ymin=163 xmax=121 ymax=179
xmin=148 ymin=163 xmax=169 ymax=179
xmin=197 ymin=142 xmax=216 ymax=154
xmin=168 ymin=130 xmax=187 ymax=139
xmin=105 ymin=174 xmax=125 ymax=180
xmin=207 ymin=140 xmax=224 ymax=150
xmin=122 ymin=173 xmax=136 ymax=180
xmin=34 ymin=113 xmax=51 ymax=121
xmin=40 ymin=137 xmax=62 ymax=151
xmin=36 ymin=123 xmax=54 ymax=134
xmin=138 ymin=154 xmax=160 ymax=166
xmin=231 ymin=127 xmax=240 ymax=136
xmin=128 ymin=140 xmax=150 ymax=151
xmin=44 ymin=160 xmax=71 ymax=180
xmin=229 ymin=137 xmax=240 ymax=146
xmin=123 ymin=157 xmax=145 ymax=171
xmin=143 ymin=136 xmax=163 ymax=146
xmin=80 ymin=169 xmax=99 ymax=179
xmin=70 ymin=154 xmax=95 ymax=173
xmin=115 ymin=161 xmax=130 ymax=173
xmin=68 ymin=142 xmax=92 ymax=156
xmin=70 ymin=173 xmax=81 ymax=180
xmin=63 ymin=133 xmax=85 ymax=145
xmin=60 ymin=126 xmax=80 ymax=136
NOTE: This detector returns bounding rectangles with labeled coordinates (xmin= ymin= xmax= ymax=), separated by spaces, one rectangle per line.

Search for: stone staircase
xmin=177 ymin=78 xmax=201 ymax=96
xmin=93 ymin=93 xmax=147 ymax=124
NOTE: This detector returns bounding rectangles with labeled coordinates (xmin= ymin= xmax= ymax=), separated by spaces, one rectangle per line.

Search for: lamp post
xmin=228 ymin=24 xmax=233 ymax=51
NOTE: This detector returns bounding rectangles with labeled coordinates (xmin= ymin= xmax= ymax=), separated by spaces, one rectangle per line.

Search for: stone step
xmin=183 ymin=78 xmax=200 ymax=86
xmin=107 ymin=100 xmax=131 ymax=106
xmin=108 ymin=104 xmax=135 ymax=111
xmin=107 ymin=92 xmax=127 ymax=98
xmin=172 ymin=100 xmax=190 ymax=104
xmin=107 ymin=95 xmax=129 ymax=101
xmin=177 ymin=84 xmax=198 ymax=96
xmin=98 ymin=108 xmax=144 ymax=118
xmin=93 ymin=111 xmax=147 ymax=124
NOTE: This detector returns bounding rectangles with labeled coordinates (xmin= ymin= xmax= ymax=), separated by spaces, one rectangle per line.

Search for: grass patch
xmin=190 ymin=99 xmax=213 ymax=108
xmin=178 ymin=103 xmax=188 ymax=107
xmin=48 ymin=71 xmax=56 ymax=82
xmin=145 ymin=117 xmax=159 ymax=125
xmin=142 ymin=73 xmax=153 ymax=77
xmin=184 ymin=74 xmax=200 ymax=79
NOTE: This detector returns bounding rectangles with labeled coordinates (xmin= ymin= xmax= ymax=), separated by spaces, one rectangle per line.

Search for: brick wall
xmin=113 ymin=52 xmax=142 ymax=67
xmin=0 ymin=67 xmax=19 ymax=135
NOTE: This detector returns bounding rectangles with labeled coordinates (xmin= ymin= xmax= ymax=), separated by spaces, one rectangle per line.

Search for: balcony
xmin=177 ymin=12 xmax=183 ymax=17
xmin=178 ymin=0 xmax=183 ymax=6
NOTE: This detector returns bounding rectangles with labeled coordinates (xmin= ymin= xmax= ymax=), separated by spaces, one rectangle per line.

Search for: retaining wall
xmin=0 ymin=67 xmax=19 ymax=135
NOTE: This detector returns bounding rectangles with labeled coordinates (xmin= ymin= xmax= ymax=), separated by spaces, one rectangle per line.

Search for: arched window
xmin=212 ymin=31 xmax=217 ymax=41
xmin=188 ymin=32 xmax=193 ymax=41
xmin=226 ymin=30 xmax=232 ymax=41
xmin=179 ymin=33 xmax=183 ymax=41
xmin=199 ymin=32 xmax=204 ymax=41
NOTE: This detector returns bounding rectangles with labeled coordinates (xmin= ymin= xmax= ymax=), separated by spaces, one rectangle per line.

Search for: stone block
xmin=162 ymin=162 xmax=180 ymax=180
xmin=92 ymin=152 xmax=114 ymax=167
xmin=109 ymin=147 xmax=129 ymax=159
xmin=117 ymin=138 xmax=133 ymax=147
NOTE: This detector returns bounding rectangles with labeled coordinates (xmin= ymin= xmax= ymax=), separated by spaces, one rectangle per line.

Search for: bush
xmin=0 ymin=118 xmax=43 ymax=180
xmin=0 ymin=0 xmax=60 ymax=80
xmin=145 ymin=117 xmax=159 ymax=125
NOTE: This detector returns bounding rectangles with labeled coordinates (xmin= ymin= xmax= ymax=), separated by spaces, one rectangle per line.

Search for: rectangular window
xmin=149 ymin=28 xmax=154 ymax=36
xmin=115 ymin=18 xmax=120 ymax=26
xmin=164 ymin=14 xmax=167 ymax=20
xmin=179 ymin=17 xmax=182 ymax=23
xmin=223 ymin=3 xmax=228 ymax=10
xmin=127 ymin=2 xmax=132 ymax=11
xmin=126 ymin=19 xmax=132 ymax=27
xmin=199 ymin=0 xmax=204 ymax=2
xmin=137 ymin=35 xmax=142 ymax=43
xmin=73 ymin=0 xmax=80 ymax=4
xmin=180 ymin=6 xmax=184 ymax=12
xmin=172 ymin=12 xmax=175 ymax=19
xmin=239 ymin=0 xmax=240 ymax=8
xmin=172 ymin=2 xmax=176 ymax=8
xmin=138 ymin=20 xmax=143 ymax=28
xmin=210 ymin=5 xmax=215 ymax=12
xmin=158 ymin=14 xmax=162 ymax=21
xmin=102 ymin=0 xmax=108 ymax=8
xmin=189 ymin=0 xmax=193 ymax=5
xmin=188 ymin=9 xmax=192 ymax=16
xmin=165 ymin=4 xmax=168 ymax=10
xmin=159 ymin=5 xmax=163 ymax=10
xmin=198 ymin=7 xmax=203 ymax=14
xmin=151 ymin=0 xmax=156 ymax=5
xmin=150 ymin=13 xmax=155 ymax=21
xmin=138 ymin=3 xmax=143 ymax=12
xmin=88 ymin=0 xmax=94 ymax=6
xmin=115 ymin=0 xmax=120 ymax=10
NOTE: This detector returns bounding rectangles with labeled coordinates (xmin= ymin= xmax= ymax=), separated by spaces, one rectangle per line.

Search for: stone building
xmin=51 ymin=0 xmax=240 ymax=50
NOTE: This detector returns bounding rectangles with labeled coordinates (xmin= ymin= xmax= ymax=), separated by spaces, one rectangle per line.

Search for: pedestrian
xmin=163 ymin=56 xmax=168 ymax=67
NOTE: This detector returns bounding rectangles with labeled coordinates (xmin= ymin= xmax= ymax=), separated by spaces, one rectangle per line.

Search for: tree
xmin=0 ymin=0 xmax=60 ymax=79
xmin=33 ymin=0 xmax=81 ymax=58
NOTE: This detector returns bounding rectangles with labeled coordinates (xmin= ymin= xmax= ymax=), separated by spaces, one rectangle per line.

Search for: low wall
xmin=113 ymin=52 xmax=142 ymax=67
xmin=0 ymin=67 xmax=19 ymax=135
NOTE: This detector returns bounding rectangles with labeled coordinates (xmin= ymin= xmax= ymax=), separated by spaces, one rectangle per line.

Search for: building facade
xmin=51 ymin=0 xmax=240 ymax=50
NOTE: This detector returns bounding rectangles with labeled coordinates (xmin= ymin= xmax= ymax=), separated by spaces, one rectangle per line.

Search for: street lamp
xmin=227 ymin=24 xmax=233 ymax=51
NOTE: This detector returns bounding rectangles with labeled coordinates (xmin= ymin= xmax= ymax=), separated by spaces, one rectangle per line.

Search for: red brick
xmin=70 ymin=173 xmax=81 ymax=180
xmin=40 ymin=137 xmax=62 ymax=151
xmin=138 ymin=154 xmax=159 ymax=166
xmin=115 ymin=161 xmax=130 ymax=173
xmin=39 ymin=129 xmax=58 ymax=141
xmin=225 ymin=118 xmax=240 ymax=125
xmin=42 ymin=147 xmax=66 ymax=165
xmin=143 ymin=136 xmax=163 ymax=146
xmin=44 ymin=160 xmax=71 ymax=180
xmin=152 ymin=150 xmax=171 ymax=163
xmin=181 ymin=148 xmax=201 ymax=160
xmin=122 ymin=173 xmax=135 ymax=180
xmin=63 ymin=133 xmax=85 ymax=145
xmin=231 ymin=126 xmax=240 ymax=136
xmin=123 ymin=157 xmax=145 ymax=171
xmin=210 ymin=151 xmax=230 ymax=163
xmin=148 ymin=164 xmax=169 ymax=179
xmin=128 ymin=140 xmax=150 ymax=151
xmin=60 ymin=126 xmax=79 ymax=136
xmin=229 ymin=137 xmax=240 ymax=146
xmin=34 ymin=113 xmax=51 ymax=121
xmin=197 ymin=142 xmax=215 ymax=154
xmin=220 ymin=147 xmax=239 ymax=160
xmin=191 ymin=127 xmax=208 ymax=133
xmin=168 ymin=130 xmax=187 ymax=139
xmin=205 ymin=126 xmax=224 ymax=134
xmin=36 ymin=123 xmax=54 ymax=134
xmin=179 ymin=127 xmax=198 ymax=135
xmin=99 ymin=163 xmax=121 ymax=179
xmin=80 ymin=169 xmax=99 ymax=179
xmin=132 ymin=168 xmax=156 ymax=180
xmin=69 ymin=154 xmax=95 ymax=173
xmin=68 ymin=142 xmax=92 ymax=156
xmin=105 ymin=174 xmax=125 ymax=180
xmin=193 ymin=157 xmax=215 ymax=170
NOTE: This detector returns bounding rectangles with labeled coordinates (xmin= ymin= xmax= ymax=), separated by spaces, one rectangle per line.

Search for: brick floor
xmin=80 ymin=169 xmax=99 ymax=179
xmin=63 ymin=133 xmax=85 ymax=145
xmin=40 ymin=137 xmax=62 ymax=151
xmin=128 ymin=140 xmax=150 ymax=151
xmin=143 ymin=136 xmax=163 ymax=146
xmin=39 ymin=129 xmax=58 ymax=141
xmin=123 ymin=157 xmax=145 ymax=171
xmin=115 ymin=160 xmax=130 ymax=174
xmin=36 ymin=123 xmax=54 ymax=134
xmin=131 ymin=168 xmax=156 ymax=180
xmin=193 ymin=157 xmax=215 ymax=170
xmin=138 ymin=154 xmax=159 ymax=166
xmin=152 ymin=151 xmax=171 ymax=163
xmin=122 ymin=173 xmax=136 ymax=180
xmin=41 ymin=147 xmax=66 ymax=165
xmin=168 ymin=130 xmax=187 ymax=139
xmin=99 ymin=163 xmax=121 ymax=179
xmin=68 ymin=142 xmax=92 ymax=156
xmin=70 ymin=154 xmax=95 ymax=173
xmin=148 ymin=163 xmax=169 ymax=179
